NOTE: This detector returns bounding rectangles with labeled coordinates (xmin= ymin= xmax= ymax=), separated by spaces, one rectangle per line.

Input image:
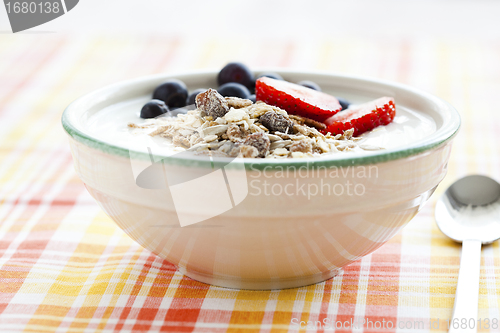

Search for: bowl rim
xmin=62 ymin=69 xmax=461 ymax=169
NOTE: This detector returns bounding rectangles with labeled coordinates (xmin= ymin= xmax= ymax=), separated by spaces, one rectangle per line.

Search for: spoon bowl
xmin=436 ymin=175 xmax=500 ymax=243
xmin=435 ymin=175 xmax=500 ymax=333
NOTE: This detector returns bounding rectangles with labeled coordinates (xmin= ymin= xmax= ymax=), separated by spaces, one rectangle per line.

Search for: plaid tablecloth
xmin=1 ymin=34 xmax=500 ymax=333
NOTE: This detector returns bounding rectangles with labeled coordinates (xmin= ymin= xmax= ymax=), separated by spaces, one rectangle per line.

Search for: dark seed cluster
xmin=259 ymin=111 xmax=294 ymax=134
xmin=195 ymin=89 xmax=229 ymax=120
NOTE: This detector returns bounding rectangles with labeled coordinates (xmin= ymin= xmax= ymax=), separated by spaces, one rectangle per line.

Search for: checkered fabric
xmin=1 ymin=34 xmax=500 ymax=333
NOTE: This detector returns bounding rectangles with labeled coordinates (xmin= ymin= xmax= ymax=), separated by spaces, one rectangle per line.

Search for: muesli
xmin=129 ymin=89 xmax=376 ymax=159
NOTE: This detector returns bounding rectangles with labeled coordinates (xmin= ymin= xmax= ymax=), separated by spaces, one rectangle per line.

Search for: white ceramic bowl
xmin=62 ymin=70 xmax=460 ymax=290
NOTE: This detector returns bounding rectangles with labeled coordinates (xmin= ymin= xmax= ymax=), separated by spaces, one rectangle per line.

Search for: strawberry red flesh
xmin=323 ymin=97 xmax=396 ymax=136
xmin=255 ymin=77 xmax=342 ymax=122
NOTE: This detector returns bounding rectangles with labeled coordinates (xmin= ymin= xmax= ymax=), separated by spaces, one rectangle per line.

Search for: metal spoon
xmin=435 ymin=175 xmax=500 ymax=333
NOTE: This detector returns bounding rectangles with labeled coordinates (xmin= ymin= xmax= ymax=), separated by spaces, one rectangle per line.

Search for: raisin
xmin=259 ymin=111 xmax=294 ymax=134
xmin=195 ymin=88 xmax=229 ymax=120
xmin=243 ymin=132 xmax=270 ymax=158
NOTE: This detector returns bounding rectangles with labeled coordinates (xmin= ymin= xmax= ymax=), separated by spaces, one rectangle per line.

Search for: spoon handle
xmin=449 ymin=239 xmax=482 ymax=333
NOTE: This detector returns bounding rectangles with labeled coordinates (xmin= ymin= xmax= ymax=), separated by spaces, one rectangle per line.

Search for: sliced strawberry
xmin=255 ymin=77 xmax=342 ymax=122
xmin=322 ymin=97 xmax=396 ymax=136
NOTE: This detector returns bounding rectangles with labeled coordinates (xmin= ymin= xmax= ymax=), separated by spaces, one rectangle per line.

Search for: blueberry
xmin=217 ymin=62 xmax=255 ymax=91
xmin=297 ymin=80 xmax=321 ymax=91
xmin=257 ymin=72 xmax=283 ymax=81
xmin=186 ymin=88 xmax=206 ymax=106
xmin=248 ymin=94 xmax=256 ymax=103
xmin=152 ymin=79 xmax=188 ymax=109
xmin=218 ymin=82 xmax=251 ymax=99
xmin=140 ymin=99 xmax=169 ymax=119
xmin=337 ymin=97 xmax=350 ymax=111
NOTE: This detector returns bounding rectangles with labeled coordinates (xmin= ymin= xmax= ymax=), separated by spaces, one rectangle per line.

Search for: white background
xmin=1 ymin=0 xmax=500 ymax=39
